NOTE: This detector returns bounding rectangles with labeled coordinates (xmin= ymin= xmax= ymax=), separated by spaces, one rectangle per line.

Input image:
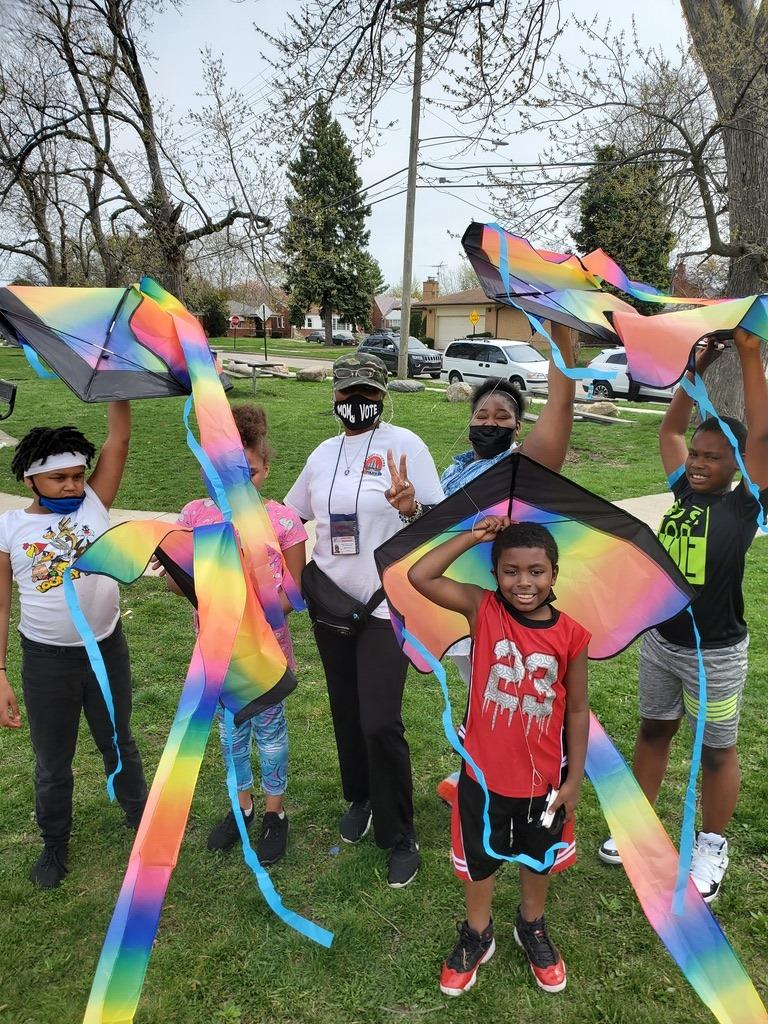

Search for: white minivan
xmin=441 ymin=339 xmax=549 ymax=391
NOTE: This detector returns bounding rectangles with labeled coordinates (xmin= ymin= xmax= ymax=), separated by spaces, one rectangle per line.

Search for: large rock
xmin=269 ymin=363 xmax=291 ymax=376
xmin=389 ymin=379 xmax=424 ymax=393
xmin=575 ymin=400 xmax=619 ymax=417
xmin=296 ymin=366 xmax=328 ymax=382
xmin=446 ymin=381 xmax=472 ymax=403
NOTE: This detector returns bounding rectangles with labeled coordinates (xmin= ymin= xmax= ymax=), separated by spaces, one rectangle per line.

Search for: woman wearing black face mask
xmin=285 ymin=353 xmax=444 ymax=889
xmin=441 ymin=322 xmax=577 ymax=500
xmin=437 ymin=324 xmax=578 ymax=805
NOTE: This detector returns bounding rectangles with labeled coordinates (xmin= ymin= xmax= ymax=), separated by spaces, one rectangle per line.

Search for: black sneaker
xmin=514 ymin=908 xmax=567 ymax=993
xmin=339 ymin=799 xmax=372 ymax=844
xmin=387 ymin=838 xmax=420 ymax=888
xmin=30 ymin=845 xmax=69 ymax=889
xmin=440 ymin=919 xmax=496 ymax=996
xmin=206 ymin=805 xmax=255 ymax=852
xmin=257 ymin=812 xmax=288 ymax=866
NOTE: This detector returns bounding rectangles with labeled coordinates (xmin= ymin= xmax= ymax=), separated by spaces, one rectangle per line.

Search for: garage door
xmin=436 ymin=314 xmax=485 ymax=348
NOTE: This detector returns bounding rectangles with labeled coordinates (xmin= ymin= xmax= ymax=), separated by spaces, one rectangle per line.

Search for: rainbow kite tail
xmin=586 ymin=714 xmax=768 ymax=1024
xmin=82 ymin=524 xmax=246 ymax=1024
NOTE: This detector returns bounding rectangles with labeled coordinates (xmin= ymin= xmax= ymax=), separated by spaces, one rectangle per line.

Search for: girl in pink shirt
xmin=172 ymin=405 xmax=306 ymax=865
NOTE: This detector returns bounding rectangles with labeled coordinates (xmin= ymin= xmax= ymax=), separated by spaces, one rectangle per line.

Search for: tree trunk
xmin=323 ymin=306 xmax=334 ymax=346
xmin=681 ymin=0 xmax=768 ymax=418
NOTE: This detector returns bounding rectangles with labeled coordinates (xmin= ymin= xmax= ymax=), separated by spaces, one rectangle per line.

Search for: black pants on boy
xmin=21 ymin=622 xmax=148 ymax=848
xmin=313 ymin=617 xmax=413 ymax=849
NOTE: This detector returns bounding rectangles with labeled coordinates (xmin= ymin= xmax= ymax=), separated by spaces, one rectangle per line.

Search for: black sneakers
xmin=440 ymin=919 xmax=496 ymax=995
xmin=514 ymin=908 xmax=567 ymax=992
xmin=387 ymin=837 xmax=420 ymax=888
xmin=30 ymin=844 xmax=69 ymax=889
xmin=339 ymin=799 xmax=372 ymax=844
xmin=257 ymin=811 xmax=289 ymax=866
xmin=206 ymin=804 xmax=255 ymax=852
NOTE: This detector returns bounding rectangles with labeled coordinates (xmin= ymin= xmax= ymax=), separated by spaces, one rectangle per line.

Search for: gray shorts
xmin=639 ymin=629 xmax=748 ymax=748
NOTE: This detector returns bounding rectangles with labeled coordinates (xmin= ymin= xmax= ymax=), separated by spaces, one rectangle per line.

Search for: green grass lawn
xmin=1 ymin=345 xmax=766 ymax=1023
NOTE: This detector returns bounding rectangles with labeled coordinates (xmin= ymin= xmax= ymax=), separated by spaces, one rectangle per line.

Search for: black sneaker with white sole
xmin=257 ymin=811 xmax=288 ymax=866
xmin=207 ymin=805 xmax=255 ymax=852
xmin=30 ymin=844 xmax=69 ymax=889
xmin=339 ymin=799 xmax=372 ymax=844
xmin=387 ymin=838 xmax=420 ymax=888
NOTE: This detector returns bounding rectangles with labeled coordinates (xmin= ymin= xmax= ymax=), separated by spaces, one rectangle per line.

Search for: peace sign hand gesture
xmin=386 ymin=449 xmax=416 ymax=516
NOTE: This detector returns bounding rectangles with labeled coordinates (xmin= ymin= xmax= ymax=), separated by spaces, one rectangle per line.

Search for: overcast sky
xmin=149 ymin=0 xmax=687 ymax=289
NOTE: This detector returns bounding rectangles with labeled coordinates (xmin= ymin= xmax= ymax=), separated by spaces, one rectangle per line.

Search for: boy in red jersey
xmin=409 ymin=518 xmax=589 ymax=996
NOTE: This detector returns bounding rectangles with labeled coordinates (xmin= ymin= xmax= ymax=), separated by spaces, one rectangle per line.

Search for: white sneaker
xmin=690 ymin=832 xmax=729 ymax=903
xmin=597 ymin=836 xmax=622 ymax=865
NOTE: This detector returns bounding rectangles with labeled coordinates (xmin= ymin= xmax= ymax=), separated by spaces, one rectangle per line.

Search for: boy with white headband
xmin=0 ymin=403 xmax=147 ymax=888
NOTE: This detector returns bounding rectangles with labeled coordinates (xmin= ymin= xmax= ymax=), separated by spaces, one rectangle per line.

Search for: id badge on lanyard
xmin=330 ymin=513 xmax=360 ymax=555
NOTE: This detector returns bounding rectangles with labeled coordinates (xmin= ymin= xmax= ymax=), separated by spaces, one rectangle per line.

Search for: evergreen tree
xmin=573 ymin=145 xmax=675 ymax=307
xmin=283 ymin=100 xmax=384 ymax=344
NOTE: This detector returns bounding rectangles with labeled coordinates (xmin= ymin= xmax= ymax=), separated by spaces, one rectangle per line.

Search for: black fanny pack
xmin=301 ymin=560 xmax=384 ymax=637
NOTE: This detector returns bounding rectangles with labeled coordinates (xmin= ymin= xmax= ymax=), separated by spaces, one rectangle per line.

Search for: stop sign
xmin=229 ymin=315 xmax=240 ymax=328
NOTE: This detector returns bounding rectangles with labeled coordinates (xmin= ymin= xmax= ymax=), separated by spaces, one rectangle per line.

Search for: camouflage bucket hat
xmin=332 ymin=352 xmax=388 ymax=394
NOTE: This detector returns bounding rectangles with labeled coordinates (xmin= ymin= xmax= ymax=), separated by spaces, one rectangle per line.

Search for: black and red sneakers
xmin=514 ymin=908 xmax=567 ymax=992
xmin=439 ymin=919 xmax=496 ymax=996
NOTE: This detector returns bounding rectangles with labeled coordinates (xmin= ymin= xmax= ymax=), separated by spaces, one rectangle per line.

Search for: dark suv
xmin=357 ymin=335 xmax=442 ymax=378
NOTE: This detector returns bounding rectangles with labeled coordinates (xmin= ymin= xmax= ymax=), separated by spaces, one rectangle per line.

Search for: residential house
xmin=413 ymin=278 xmax=539 ymax=350
xmin=226 ymin=298 xmax=289 ymax=338
xmin=372 ymin=294 xmax=401 ymax=331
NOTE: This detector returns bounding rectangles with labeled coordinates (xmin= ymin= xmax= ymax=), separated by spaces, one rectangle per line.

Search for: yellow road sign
xmin=469 ymin=309 xmax=480 ymax=326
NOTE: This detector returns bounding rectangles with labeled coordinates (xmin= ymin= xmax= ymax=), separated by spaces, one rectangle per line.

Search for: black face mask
xmin=469 ymin=425 xmax=516 ymax=459
xmin=334 ymin=394 xmax=383 ymax=431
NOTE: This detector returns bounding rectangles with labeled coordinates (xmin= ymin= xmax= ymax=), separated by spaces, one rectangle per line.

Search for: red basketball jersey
xmin=460 ymin=590 xmax=590 ymax=798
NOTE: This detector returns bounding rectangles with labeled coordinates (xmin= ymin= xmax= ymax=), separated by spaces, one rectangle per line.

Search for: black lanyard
xmin=327 ymin=426 xmax=378 ymax=523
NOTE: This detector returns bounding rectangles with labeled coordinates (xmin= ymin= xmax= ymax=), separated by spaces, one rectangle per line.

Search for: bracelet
xmin=399 ymin=500 xmax=424 ymax=524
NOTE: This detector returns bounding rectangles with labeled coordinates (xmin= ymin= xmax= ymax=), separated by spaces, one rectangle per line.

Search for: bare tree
xmin=490 ymin=11 xmax=768 ymax=415
xmin=258 ymin=1 xmax=562 ymax=148
xmin=0 ymin=0 xmax=274 ymax=295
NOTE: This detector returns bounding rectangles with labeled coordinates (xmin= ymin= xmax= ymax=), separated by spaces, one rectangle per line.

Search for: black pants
xmin=313 ymin=618 xmax=413 ymax=849
xmin=21 ymin=623 xmax=147 ymax=847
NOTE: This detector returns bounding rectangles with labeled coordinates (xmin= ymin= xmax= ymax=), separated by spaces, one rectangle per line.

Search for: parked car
xmin=357 ymin=335 xmax=443 ymax=377
xmin=305 ymin=329 xmax=357 ymax=345
xmin=583 ymin=348 xmax=676 ymax=401
xmin=441 ymin=339 xmax=549 ymax=391
xmin=364 ymin=328 xmax=397 ymax=342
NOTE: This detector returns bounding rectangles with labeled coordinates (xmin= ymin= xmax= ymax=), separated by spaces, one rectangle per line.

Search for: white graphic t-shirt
xmin=0 ymin=484 xmax=120 ymax=645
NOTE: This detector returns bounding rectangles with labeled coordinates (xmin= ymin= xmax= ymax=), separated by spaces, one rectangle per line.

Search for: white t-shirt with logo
xmin=285 ymin=422 xmax=445 ymax=617
xmin=0 ymin=484 xmax=120 ymax=645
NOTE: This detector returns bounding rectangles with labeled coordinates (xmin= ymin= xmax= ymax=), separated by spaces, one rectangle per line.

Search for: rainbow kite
xmin=4 ymin=277 xmax=330 ymax=1024
xmin=376 ymin=454 xmax=767 ymax=1024
xmin=462 ymin=222 xmax=768 ymax=390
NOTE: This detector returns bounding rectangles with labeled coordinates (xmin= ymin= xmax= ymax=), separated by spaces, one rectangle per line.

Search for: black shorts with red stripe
xmin=450 ymin=769 xmax=576 ymax=882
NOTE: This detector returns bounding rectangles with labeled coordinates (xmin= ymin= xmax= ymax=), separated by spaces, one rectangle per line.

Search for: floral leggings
xmin=215 ymin=701 xmax=288 ymax=796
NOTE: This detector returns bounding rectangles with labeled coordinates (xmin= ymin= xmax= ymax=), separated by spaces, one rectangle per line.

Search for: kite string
xmin=673 ymin=609 xmax=707 ymax=915
xmin=63 ymin=568 xmax=122 ymax=800
xmin=222 ymin=708 xmax=334 ymax=948
xmin=402 ymin=626 xmax=567 ymax=872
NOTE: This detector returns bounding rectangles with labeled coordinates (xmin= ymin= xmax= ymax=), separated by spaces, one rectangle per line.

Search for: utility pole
xmin=397 ymin=0 xmax=425 ymax=379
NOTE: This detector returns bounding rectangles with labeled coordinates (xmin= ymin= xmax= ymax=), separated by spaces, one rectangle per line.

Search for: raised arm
xmin=88 ymin=400 xmax=131 ymax=509
xmin=519 ymin=322 xmax=576 ymax=472
xmin=659 ymin=340 xmax=722 ymax=478
xmin=733 ymin=328 xmax=768 ymax=490
xmin=407 ymin=516 xmax=509 ymax=625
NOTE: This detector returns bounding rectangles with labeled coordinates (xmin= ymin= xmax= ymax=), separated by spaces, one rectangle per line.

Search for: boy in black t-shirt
xmin=598 ymin=328 xmax=768 ymax=901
